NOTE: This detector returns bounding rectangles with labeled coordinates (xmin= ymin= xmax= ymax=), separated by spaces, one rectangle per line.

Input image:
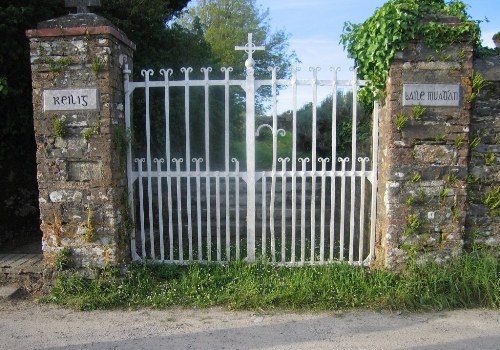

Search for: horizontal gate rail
xmin=124 ymin=33 xmax=378 ymax=266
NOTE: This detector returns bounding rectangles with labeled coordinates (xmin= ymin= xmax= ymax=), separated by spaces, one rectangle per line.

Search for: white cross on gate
xmin=235 ymin=33 xmax=265 ymax=68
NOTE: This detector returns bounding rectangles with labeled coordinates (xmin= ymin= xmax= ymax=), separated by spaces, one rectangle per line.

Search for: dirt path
xmin=1 ymin=298 xmax=499 ymax=350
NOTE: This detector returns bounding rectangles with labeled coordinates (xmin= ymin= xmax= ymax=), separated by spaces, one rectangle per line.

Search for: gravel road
xmin=1 ymin=298 xmax=499 ymax=350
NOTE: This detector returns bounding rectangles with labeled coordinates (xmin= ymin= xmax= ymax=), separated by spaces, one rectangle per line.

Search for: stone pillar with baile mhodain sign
xmin=26 ymin=6 xmax=135 ymax=269
xmin=375 ymin=15 xmax=474 ymax=270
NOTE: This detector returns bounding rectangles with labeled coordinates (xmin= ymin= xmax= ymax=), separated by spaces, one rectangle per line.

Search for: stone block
xmin=413 ymin=144 xmax=455 ymax=165
xmin=68 ymin=161 xmax=103 ymax=181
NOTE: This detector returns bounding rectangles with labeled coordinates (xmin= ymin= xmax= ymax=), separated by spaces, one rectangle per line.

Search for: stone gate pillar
xmin=376 ymin=16 xmax=474 ymax=269
xmin=26 ymin=12 xmax=135 ymax=268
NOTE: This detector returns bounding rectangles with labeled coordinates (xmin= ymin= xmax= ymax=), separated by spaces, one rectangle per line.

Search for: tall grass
xmin=45 ymin=252 xmax=500 ymax=311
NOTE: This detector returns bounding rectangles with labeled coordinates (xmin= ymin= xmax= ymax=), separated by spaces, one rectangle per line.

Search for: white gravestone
xmin=43 ymin=88 xmax=99 ymax=111
xmin=403 ymin=84 xmax=460 ymax=107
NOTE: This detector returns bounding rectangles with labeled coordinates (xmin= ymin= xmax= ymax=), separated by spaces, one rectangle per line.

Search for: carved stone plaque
xmin=43 ymin=88 xmax=99 ymax=111
xmin=403 ymin=84 xmax=460 ymax=107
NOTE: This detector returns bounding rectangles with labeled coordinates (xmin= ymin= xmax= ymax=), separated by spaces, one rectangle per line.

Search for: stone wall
xmin=26 ymin=13 xmax=135 ymax=268
xmin=376 ymin=20 xmax=474 ymax=269
xmin=465 ymin=56 xmax=500 ymax=253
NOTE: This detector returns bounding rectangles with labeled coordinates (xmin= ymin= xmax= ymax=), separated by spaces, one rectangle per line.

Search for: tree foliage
xmin=0 ymin=0 xmax=67 ymax=240
xmin=340 ymin=0 xmax=481 ymax=106
xmin=177 ymin=0 xmax=297 ymax=79
xmin=296 ymin=92 xmax=371 ymax=160
xmin=0 ymin=0 xmax=197 ymax=241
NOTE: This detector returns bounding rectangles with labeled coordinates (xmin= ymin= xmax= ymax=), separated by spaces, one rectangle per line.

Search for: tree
xmin=341 ymin=0 xmax=481 ymax=107
xmin=296 ymin=92 xmax=371 ymax=160
xmin=177 ymin=0 xmax=297 ymax=79
xmin=0 ymin=1 xmax=67 ymax=244
xmin=0 ymin=0 xmax=196 ymax=245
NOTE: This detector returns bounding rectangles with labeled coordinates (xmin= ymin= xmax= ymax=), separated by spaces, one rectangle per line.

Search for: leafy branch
xmin=341 ymin=0 xmax=481 ymax=107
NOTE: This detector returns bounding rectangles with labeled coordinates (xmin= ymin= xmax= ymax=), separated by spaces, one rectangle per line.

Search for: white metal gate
xmin=124 ymin=34 xmax=378 ymax=265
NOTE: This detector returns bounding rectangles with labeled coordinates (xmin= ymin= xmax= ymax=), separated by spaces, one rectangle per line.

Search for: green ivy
xmin=341 ymin=0 xmax=481 ymax=107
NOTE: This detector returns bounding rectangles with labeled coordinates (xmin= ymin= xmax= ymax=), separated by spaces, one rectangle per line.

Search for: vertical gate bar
xmin=261 ymin=175 xmax=267 ymax=259
xmin=203 ymin=70 xmax=212 ymax=262
xmin=124 ymin=65 xmax=137 ymax=260
xmin=291 ymin=68 xmax=298 ymax=263
xmin=194 ymin=159 xmax=203 ymax=262
xmin=222 ymin=68 xmax=232 ymax=261
xmin=216 ymin=174 xmax=221 ymax=261
xmin=329 ymin=68 xmax=339 ymax=261
xmin=280 ymin=158 xmax=288 ymax=262
xmin=270 ymin=168 xmax=276 ymax=262
xmin=270 ymin=68 xmax=278 ymax=263
xmin=167 ymin=172 xmax=174 ymax=262
xmin=319 ymin=158 xmax=328 ymax=264
xmin=358 ymin=157 xmax=368 ymax=264
xmin=310 ymin=67 xmax=319 ymax=264
xmin=299 ymin=158 xmax=309 ymax=264
xmin=225 ymin=174 xmax=230 ymax=260
xmin=160 ymin=69 xmax=174 ymax=262
xmin=233 ymin=159 xmax=240 ymax=260
xmin=236 ymin=33 xmax=263 ymax=262
xmin=339 ymin=157 xmax=348 ymax=261
xmin=173 ymin=159 xmax=184 ymax=262
xmin=202 ymin=67 xmax=212 ymax=262
xmin=245 ymin=69 xmax=256 ymax=262
xmin=370 ymin=101 xmax=380 ymax=262
xmin=349 ymin=70 xmax=359 ymax=264
xmin=206 ymin=175 xmax=211 ymax=262
xmin=136 ymin=159 xmax=146 ymax=258
xmin=142 ymin=70 xmax=155 ymax=260
xmin=181 ymin=67 xmax=194 ymax=261
xmin=154 ymin=159 xmax=165 ymax=261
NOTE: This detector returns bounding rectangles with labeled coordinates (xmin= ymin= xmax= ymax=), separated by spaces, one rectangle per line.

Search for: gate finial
xmin=235 ymin=33 xmax=265 ymax=68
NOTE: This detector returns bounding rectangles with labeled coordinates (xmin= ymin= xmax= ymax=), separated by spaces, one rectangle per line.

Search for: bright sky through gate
xmin=254 ymin=0 xmax=500 ymax=113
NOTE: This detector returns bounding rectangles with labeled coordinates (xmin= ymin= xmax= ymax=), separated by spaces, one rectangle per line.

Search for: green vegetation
xmin=91 ymin=56 xmax=105 ymax=74
xmin=81 ymin=206 xmax=96 ymax=243
xmin=466 ymin=71 xmax=489 ymax=103
xmin=403 ymin=213 xmax=424 ymax=236
xmin=483 ymin=186 xmax=500 ymax=217
xmin=454 ymin=134 xmax=465 ymax=149
xmin=177 ymin=0 xmax=296 ymax=81
xmin=55 ymin=247 xmax=72 ymax=271
xmin=82 ymin=121 xmax=101 ymax=141
xmin=469 ymin=135 xmax=481 ymax=149
xmin=394 ymin=113 xmax=408 ymax=131
xmin=410 ymin=172 xmax=422 ymax=182
xmin=412 ymin=105 xmax=426 ymax=120
xmin=341 ymin=0 xmax=481 ymax=106
xmin=47 ymin=56 xmax=74 ymax=75
xmin=53 ymin=116 xmax=68 ymax=139
xmin=484 ymin=152 xmax=496 ymax=166
xmin=437 ymin=186 xmax=451 ymax=200
xmin=44 ymin=252 xmax=500 ymax=311
xmin=231 ymin=131 xmax=293 ymax=170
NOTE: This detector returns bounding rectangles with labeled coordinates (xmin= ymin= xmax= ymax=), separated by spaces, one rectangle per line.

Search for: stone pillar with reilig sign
xmin=26 ymin=9 xmax=135 ymax=268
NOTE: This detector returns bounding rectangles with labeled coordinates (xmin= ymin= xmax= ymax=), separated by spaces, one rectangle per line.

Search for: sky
xmin=252 ymin=0 xmax=500 ymax=112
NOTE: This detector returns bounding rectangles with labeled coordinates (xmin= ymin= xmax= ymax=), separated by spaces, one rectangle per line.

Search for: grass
xmin=231 ymin=131 xmax=295 ymax=170
xmin=44 ymin=252 xmax=500 ymax=312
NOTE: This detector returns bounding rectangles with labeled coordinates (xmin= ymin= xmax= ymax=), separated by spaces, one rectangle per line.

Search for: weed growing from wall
xmin=55 ymin=247 xmax=72 ymax=271
xmin=394 ymin=113 xmax=408 ymax=131
xmin=483 ymin=186 xmax=500 ymax=217
xmin=53 ymin=115 xmax=68 ymax=139
xmin=412 ymin=105 xmax=426 ymax=120
xmin=82 ymin=121 xmax=101 ymax=141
